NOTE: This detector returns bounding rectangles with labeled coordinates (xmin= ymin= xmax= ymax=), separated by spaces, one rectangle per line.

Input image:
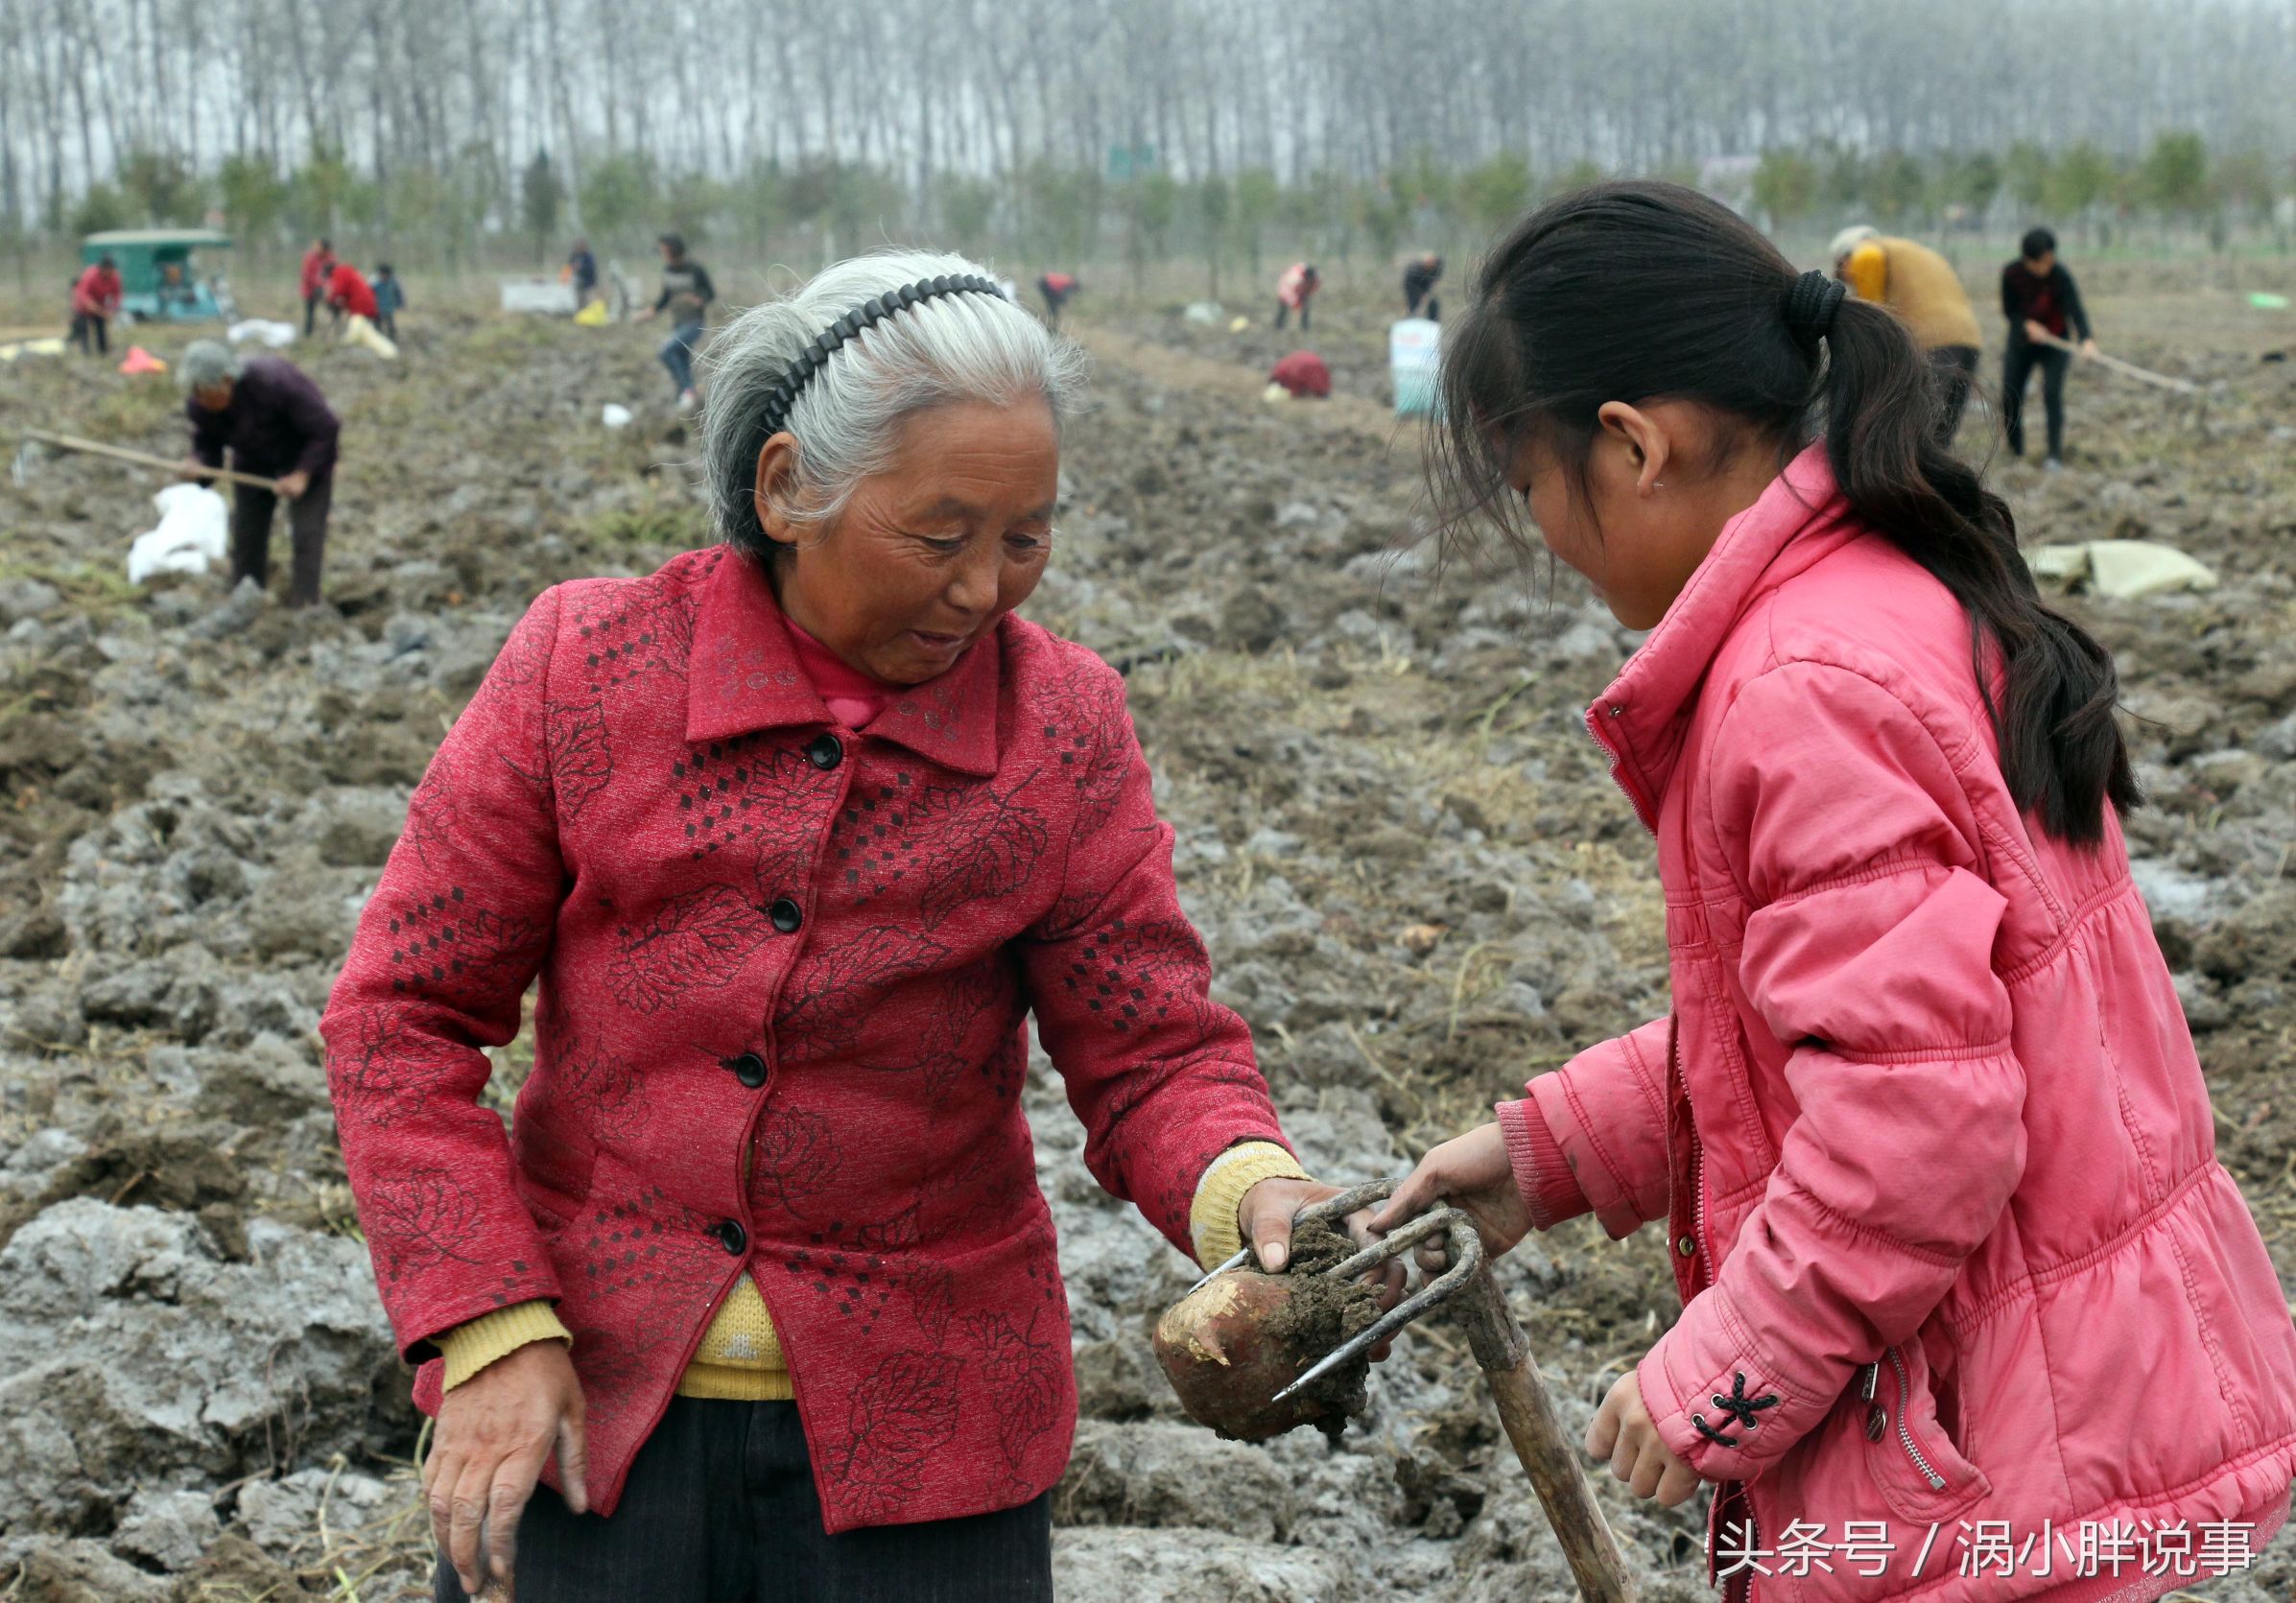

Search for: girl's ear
xmin=1595 ymin=401 xmax=1671 ymax=496
xmin=752 ymin=434 xmax=805 ymax=551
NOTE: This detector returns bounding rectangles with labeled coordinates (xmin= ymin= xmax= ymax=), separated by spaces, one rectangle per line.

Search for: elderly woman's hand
xmin=425 ymin=1341 xmax=588 ymax=1596
xmin=1240 ymin=1177 xmax=1409 ymax=1312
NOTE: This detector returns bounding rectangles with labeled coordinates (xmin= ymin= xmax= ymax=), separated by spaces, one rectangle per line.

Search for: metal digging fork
xmin=1207 ymin=1178 xmax=1640 ymax=1603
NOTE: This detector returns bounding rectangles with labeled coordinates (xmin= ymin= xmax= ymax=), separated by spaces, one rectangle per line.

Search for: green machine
xmin=80 ymin=228 xmax=239 ymax=322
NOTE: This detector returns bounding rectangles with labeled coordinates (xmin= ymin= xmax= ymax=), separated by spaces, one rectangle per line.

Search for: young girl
xmin=1377 ymin=183 xmax=2296 ymax=1601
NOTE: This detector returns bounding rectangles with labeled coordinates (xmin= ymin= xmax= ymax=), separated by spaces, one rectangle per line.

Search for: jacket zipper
xmin=1668 ymin=1025 xmax=1713 ymax=1285
xmin=1585 ymin=702 xmax=1659 ymax=837
xmin=1858 ymin=1347 xmax=1947 ymax=1490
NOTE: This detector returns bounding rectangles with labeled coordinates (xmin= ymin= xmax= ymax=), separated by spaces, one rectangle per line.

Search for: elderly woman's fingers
xmin=448 ymin=1456 xmax=495 ymax=1594
xmin=555 ymin=1406 xmax=589 ymax=1517
xmin=484 ymin=1438 xmax=549 ymax=1591
xmin=423 ymin=1447 xmax=461 ymax=1576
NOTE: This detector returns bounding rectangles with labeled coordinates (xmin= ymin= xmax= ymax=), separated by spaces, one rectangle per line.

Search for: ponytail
xmin=1817 ymin=297 xmax=2138 ymax=844
xmin=1429 ymin=180 xmax=2139 ymax=846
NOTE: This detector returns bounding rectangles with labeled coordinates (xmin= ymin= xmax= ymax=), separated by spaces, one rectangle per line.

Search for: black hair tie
xmin=755 ymin=272 xmax=1005 ymax=438
xmin=1783 ymin=270 xmax=1848 ymax=355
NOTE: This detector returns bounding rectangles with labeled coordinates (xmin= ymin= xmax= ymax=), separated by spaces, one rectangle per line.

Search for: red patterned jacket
xmin=320 ymin=545 xmax=1293 ymax=1528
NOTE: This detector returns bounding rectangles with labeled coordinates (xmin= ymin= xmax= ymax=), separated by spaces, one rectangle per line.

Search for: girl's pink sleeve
xmin=1496 ymin=1017 xmax=1672 ymax=1236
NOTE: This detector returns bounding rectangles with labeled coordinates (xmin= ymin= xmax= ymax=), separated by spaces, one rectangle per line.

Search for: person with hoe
xmin=1829 ymin=224 xmax=1983 ymax=445
xmin=1274 ymin=261 xmax=1321 ymax=330
xmin=177 ymin=341 xmax=340 ymax=607
xmin=1381 ymin=181 xmax=2296 ymax=1595
xmin=321 ymin=249 xmax=1387 ymax=1601
xmin=67 ymin=252 xmax=122 ymax=355
xmin=2000 ymin=225 xmax=2098 ymax=470
xmin=633 ymin=231 xmax=717 ymax=412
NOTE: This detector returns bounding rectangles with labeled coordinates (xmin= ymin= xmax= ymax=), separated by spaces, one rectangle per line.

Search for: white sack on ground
xmin=127 ymin=483 xmax=230 ymax=585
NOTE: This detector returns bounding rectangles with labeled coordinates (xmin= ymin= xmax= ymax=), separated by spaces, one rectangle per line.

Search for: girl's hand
xmin=1588 ymin=1368 xmax=1702 ymax=1507
xmin=1367 ymin=1122 xmax=1531 ymax=1260
xmin=425 ymin=1340 xmax=588 ymax=1596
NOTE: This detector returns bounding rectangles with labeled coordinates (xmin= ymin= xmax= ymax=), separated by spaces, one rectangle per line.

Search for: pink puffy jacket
xmin=1499 ymin=448 xmax=2296 ymax=1603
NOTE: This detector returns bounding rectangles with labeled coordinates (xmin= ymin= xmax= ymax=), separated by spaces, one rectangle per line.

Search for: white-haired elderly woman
xmin=321 ymin=250 xmax=1357 ymax=1601
xmin=175 ymin=340 xmax=341 ymax=605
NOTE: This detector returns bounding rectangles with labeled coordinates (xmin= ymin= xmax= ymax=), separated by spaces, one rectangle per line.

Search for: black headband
xmin=1783 ymin=270 xmax=1848 ymax=354
xmin=756 ymin=273 xmax=1006 ymax=438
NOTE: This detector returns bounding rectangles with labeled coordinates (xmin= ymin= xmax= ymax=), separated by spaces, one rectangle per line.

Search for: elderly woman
xmin=178 ymin=341 xmax=341 ymax=607
xmin=321 ymin=250 xmax=1348 ymax=1601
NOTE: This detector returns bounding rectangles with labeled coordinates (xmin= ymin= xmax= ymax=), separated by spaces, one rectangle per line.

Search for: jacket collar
xmin=683 ymin=547 xmax=1004 ymax=777
xmin=1588 ymin=444 xmax=1859 ymax=827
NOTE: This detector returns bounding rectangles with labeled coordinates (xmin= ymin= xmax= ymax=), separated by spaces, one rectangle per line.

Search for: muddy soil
xmin=0 ymin=279 xmax=2291 ymax=1600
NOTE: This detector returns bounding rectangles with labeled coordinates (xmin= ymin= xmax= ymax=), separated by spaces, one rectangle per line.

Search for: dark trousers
xmin=1407 ymin=290 xmax=1440 ymax=322
xmin=1275 ymin=300 xmax=1311 ymax=331
xmin=2001 ymin=339 xmax=2071 ymax=461
xmin=433 ymin=1399 xmax=1053 ymax=1603
xmin=304 ymin=290 xmax=323 ymax=337
xmin=377 ymin=310 xmax=397 ymax=341
xmin=1929 ymin=343 xmax=1979 ymax=447
xmin=230 ymin=474 xmax=332 ymax=606
xmin=68 ymin=313 xmax=107 ymax=354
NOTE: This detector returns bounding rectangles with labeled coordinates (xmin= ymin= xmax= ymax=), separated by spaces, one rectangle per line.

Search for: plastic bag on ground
xmin=2025 ymin=540 xmax=2218 ymax=599
xmin=601 ymin=404 xmax=633 ymax=429
xmin=118 ymin=346 xmax=168 ymax=375
xmin=1183 ymin=301 xmax=1225 ymax=326
xmin=574 ymin=300 xmax=610 ymax=327
xmin=128 ymin=483 xmax=230 ymax=584
xmin=227 ymin=318 xmax=298 ymax=348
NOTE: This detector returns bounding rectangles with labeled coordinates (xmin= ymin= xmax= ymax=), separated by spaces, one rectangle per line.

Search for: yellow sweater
xmin=438 ymin=1141 xmax=1308 ymax=1396
xmin=1841 ymin=237 xmax=1983 ymax=353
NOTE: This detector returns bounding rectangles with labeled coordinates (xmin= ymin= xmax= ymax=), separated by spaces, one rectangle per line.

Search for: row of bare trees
xmin=3 ymin=0 xmax=2293 ymax=259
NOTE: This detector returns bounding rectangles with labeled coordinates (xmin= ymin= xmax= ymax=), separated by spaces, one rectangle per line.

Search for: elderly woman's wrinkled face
xmin=761 ymin=400 xmax=1059 ymax=684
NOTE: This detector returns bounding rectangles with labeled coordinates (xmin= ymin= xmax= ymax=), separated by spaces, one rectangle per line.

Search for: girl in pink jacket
xmin=1381 ymin=181 xmax=2296 ymax=1603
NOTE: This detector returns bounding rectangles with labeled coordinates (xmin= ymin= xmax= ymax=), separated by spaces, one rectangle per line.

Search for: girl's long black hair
xmin=1430 ymin=180 xmax=2138 ymax=845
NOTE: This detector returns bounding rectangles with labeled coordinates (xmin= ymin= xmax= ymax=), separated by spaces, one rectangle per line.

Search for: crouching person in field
xmin=321 ymin=250 xmax=1361 ymax=1602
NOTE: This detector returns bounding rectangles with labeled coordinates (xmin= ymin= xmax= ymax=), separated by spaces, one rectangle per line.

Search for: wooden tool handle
xmin=1486 ymin=1356 xmax=1639 ymax=1603
xmin=2029 ymin=334 xmax=2198 ymax=394
xmin=21 ymin=429 xmax=283 ymax=492
xmin=1456 ymin=1267 xmax=1639 ymax=1603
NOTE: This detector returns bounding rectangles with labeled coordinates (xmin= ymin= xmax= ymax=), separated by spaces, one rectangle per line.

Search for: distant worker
xmin=298 ymin=237 xmax=336 ymax=338
xmin=178 ymin=342 xmax=341 ymax=608
xmin=1275 ymin=262 xmax=1321 ymax=331
xmin=1268 ymin=349 xmax=1331 ymax=399
xmin=2000 ymin=227 xmax=2097 ymax=471
xmin=371 ymin=264 xmax=404 ymax=342
xmin=1403 ymin=252 xmax=1443 ymax=321
xmin=567 ymin=237 xmax=598 ymax=307
xmin=324 ymin=259 xmax=379 ymax=336
xmin=68 ymin=253 xmax=123 ymax=356
xmin=1830 ymin=224 xmax=1983 ymax=446
xmin=632 ymin=232 xmax=716 ymax=413
xmin=1037 ymin=271 xmax=1078 ymax=329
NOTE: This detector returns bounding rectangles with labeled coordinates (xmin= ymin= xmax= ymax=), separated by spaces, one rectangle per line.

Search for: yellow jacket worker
xmin=1830 ymin=225 xmax=1981 ymax=445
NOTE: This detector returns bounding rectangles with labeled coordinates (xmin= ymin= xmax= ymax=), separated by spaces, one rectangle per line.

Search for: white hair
xmin=178 ymin=339 xmax=243 ymax=393
xmin=699 ymin=248 xmax=1088 ymax=555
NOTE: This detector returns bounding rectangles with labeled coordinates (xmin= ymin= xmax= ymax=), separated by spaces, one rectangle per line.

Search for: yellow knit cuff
xmin=438 ymin=1301 xmax=573 ymax=1391
xmin=1190 ymin=1140 xmax=1311 ymax=1269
